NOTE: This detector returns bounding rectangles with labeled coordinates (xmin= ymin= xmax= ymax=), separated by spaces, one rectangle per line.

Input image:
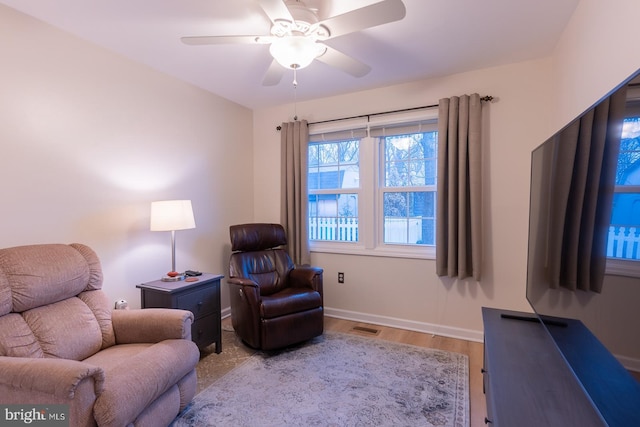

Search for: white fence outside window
xmin=309 ymin=217 xmax=425 ymax=244
xmin=310 ymin=221 xmax=640 ymax=261
xmin=383 ymin=218 xmax=423 ymax=244
xmin=607 ymin=226 xmax=640 ymax=260
xmin=309 ymin=218 xmax=358 ymax=242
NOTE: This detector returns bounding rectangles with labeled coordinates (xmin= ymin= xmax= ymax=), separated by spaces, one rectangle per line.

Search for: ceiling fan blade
xmin=181 ymin=35 xmax=270 ymax=45
xmin=259 ymin=0 xmax=294 ymax=24
xmin=262 ymin=59 xmax=286 ymax=86
xmin=319 ymin=0 xmax=406 ymax=40
xmin=315 ymin=45 xmax=371 ymax=78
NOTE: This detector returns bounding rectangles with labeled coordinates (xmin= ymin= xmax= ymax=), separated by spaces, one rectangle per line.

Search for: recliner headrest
xmin=230 ymin=223 xmax=287 ymax=252
xmin=0 ymin=243 xmax=103 ymax=315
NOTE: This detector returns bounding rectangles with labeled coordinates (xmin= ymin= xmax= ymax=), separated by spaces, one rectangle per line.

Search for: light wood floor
xmin=322 ymin=317 xmax=486 ymax=427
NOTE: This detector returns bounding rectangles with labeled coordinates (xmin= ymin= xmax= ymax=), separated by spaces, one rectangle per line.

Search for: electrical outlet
xmin=338 ymin=272 xmax=344 ymax=283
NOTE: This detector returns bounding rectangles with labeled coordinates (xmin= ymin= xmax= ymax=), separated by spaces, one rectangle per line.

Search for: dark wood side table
xmin=137 ymin=273 xmax=223 ymax=353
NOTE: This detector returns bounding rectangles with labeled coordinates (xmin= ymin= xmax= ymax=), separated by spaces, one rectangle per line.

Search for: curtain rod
xmin=275 ymin=95 xmax=494 ymax=131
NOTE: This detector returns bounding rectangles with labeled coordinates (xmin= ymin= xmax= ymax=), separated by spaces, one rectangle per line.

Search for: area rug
xmin=172 ymin=332 xmax=469 ymax=427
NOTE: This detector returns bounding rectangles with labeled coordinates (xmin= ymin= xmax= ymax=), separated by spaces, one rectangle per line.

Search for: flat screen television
xmin=526 ymin=70 xmax=640 ymax=426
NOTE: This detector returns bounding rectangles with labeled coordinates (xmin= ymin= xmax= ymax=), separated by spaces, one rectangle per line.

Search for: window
xmin=308 ymin=110 xmax=438 ymax=258
xmin=380 ymin=132 xmax=437 ymax=246
xmin=308 ymin=139 xmax=360 ymax=242
xmin=609 ymin=113 xmax=640 ymax=261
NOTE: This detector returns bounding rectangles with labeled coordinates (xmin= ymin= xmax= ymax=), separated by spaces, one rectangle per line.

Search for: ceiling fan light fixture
xmin=269 ymin=36 xmax=325 ymax=70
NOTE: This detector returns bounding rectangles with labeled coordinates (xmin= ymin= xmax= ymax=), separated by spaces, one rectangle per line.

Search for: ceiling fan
xmin=181 ymin=0 xmax=406 ymax=86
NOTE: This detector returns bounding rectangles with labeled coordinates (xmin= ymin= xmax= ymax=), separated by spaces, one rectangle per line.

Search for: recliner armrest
xmin=227 ymin=278 xmax=261 ymax=304
xmin=0 ymin=356 xmax=104 ymax=400
xmin=112 ymin=308 xmax=194 ymax=343
xmin=227 ymin=277 xmax=260 ymax=288
xmin=289 ymin=266 xmax=323 ymax=290
xmin=290 ymin=267 xmax=323 ymax=307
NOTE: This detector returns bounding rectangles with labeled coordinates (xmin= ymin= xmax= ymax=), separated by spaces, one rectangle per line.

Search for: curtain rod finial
xmin=480 ymin=95 xmax=494 ymax=102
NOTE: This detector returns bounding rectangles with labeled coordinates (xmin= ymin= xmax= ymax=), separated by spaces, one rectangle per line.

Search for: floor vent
xmin=351 ymin=326 xmax=381 ymax=335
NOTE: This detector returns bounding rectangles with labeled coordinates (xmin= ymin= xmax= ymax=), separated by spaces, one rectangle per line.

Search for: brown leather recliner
xmin=228 ymin=223 xmax=323 ymax=350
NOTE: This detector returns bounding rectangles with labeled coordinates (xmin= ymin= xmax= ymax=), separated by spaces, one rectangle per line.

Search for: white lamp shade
xmin=150 ymin=200 xmax=196 ymax=231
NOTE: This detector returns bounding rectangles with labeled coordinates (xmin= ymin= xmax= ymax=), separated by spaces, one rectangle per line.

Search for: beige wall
xmin=551 ymin=0 xmax=640 ymax=131
xmin=252 ymin=0 xmax=640 ymax=343
xmin=0 ymin=5 xmax=254 ymax=308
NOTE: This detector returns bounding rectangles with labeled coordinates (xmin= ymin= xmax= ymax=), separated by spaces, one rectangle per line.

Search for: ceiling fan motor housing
xmin=272 ymin=1 xmax=329 ymax=39
xmin=268 ymin=1 xmax=329 ymax=69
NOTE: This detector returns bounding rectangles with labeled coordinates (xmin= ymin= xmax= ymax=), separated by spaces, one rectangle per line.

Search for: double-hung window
xmin=308 ymin=109 xmax=438 ymax=258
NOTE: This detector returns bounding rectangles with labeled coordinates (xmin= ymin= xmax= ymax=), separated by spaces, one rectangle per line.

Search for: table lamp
xmin=150 ymin=199 xmax=196 ymax=281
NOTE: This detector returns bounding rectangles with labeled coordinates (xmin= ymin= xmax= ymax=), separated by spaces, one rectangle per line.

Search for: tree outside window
xmin=382 ymin=132 xmax=437 ymax=245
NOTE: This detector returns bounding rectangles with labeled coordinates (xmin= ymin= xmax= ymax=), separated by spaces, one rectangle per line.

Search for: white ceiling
xmin=1 ymin=0 xmax=580 ymax=109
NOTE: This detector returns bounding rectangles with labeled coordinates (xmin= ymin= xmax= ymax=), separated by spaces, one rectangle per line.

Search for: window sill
xmin=310 ymin=242 xmax=435 ymax=260
xmin=606 ymin=258 xmax=640 ymax=278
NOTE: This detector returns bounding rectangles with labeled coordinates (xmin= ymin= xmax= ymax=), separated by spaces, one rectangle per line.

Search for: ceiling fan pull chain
xmin=293 ymin=66 xmax=298 ymax=120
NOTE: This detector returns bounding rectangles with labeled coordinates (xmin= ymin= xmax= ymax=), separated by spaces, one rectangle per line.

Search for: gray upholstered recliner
xmin=0 ymin=243 xmax=199 ymax=427
xmin=228 ymin=223 xmax=324 ymax=351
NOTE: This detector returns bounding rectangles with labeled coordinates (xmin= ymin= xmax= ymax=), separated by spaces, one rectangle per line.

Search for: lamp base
xmin=161 ymin=274 xmax=186 ymax=282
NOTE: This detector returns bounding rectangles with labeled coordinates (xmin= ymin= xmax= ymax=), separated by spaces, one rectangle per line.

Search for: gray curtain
xmin=436 ymin=94 xmax=483 ymax=280
xmin=546 ymin=86 xmax=627 ymax=292
xmin=280 ymin=120 xmax=311 ymax=265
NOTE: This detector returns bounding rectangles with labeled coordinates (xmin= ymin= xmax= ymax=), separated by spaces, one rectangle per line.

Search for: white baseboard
xmin=615 ymin=354 xmax=640 ymax=373
xmin=324 ymin=307 xmax=484 ymax=343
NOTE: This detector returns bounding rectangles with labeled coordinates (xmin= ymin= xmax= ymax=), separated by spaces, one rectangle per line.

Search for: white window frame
xmin=606 ymin=89 xmax=640 ymax=278
xmin=308 ymin=109 xmax=438 ymax=260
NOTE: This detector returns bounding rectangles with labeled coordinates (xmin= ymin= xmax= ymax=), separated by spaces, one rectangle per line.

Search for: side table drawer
xmin=177 ymin=286 xmax=217 ymax=319
xmin=192 ymin=313 xmax=219 ymax=349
